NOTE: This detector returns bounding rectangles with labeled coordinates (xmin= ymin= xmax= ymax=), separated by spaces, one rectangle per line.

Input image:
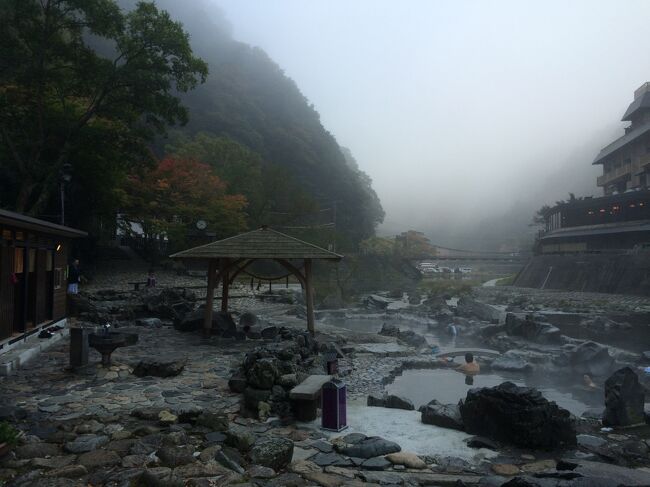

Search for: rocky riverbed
xmin=1 ymin=282 xmax=650 ymax=486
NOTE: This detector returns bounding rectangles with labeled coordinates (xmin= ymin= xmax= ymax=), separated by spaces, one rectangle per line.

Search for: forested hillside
xmin=1 ymin=0 xmax=383 ymax=253
xmin=152 ymin=0 xmax=384 ymax=249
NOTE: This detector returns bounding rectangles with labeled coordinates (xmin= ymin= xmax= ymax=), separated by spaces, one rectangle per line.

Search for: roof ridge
xmin=169 ymin=226 xmax=343 ymax=260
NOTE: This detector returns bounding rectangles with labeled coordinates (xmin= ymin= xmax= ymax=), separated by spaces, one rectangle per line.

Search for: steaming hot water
xmin=326 ymin=315 xmax=603 ymax=416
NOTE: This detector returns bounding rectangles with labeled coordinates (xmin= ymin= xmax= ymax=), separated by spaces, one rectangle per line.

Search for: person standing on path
xmin=67 ymin=259 xmax=82 ymax=294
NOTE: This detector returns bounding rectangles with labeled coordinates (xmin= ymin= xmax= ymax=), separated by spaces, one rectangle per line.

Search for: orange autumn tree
xmin=123 ymin=157 xmax=248 ymax=253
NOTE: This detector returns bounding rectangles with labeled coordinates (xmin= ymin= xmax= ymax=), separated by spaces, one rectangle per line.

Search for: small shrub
xmin=0 ymin=422 xmax=20 ymax=446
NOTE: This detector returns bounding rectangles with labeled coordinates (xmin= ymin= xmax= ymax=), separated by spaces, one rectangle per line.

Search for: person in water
xmin=457 ymin=352 xmax=480 ymax=375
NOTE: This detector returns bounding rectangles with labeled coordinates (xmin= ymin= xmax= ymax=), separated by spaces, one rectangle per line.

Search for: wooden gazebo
xmin=170 ymin=226 xmax=343 ymax=336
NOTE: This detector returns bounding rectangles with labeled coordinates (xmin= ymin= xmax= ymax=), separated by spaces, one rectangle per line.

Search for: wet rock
xmin=420 ymin=400 xmax=464 ymax=431
xmin=133 ymin=358 xmax=186 ymax=378
xmin=249 ymin=437 xmax=294 ymax=471
xmin=278 ymin=373 xmax=298 ymax=388
xmin=581 ymin=408 xmax=604 ymax=420
xmin=195 ymin=412 xmax=228 ymax=431
xmin=75 ymin=420 xmax=104 ymax=435
xmin=139 ymin=466 xmax=175 ymax=485
xmin=244 ymin=387 xmax=272 ymax=412
xmin=466 ymin=436 xmax=499 ymax=450
xmin=364 ymin=295 xmax=392 ymax=310
xmin=459 ymin=382 xmax=576 ymax=449
xmin=136 ymin=317 xmax=162 ymax=327
xmin=361 ymin=456 xmax=391 ymax=470
xmin=64 ymin=434 xmax=109 ymax=453
xmin=131 ymin=407 xmax=163 ymax=421
xmin=240 ymin=312 xmax=257 ymax=328
xmin=261 ymin=326 xmax=279 ymax=339
xmin=31 ymin=456 xmax=77 ymax=470
xmin=505 ymin=314 xmax=561 ymax=343
xmin=366 ymin=394 xmax=414 ymax=411
xmin=491 ymin=350 xmax=533 ymax=372
xmin=77 ymin=449 xmax=121 ymax=469
xmin=603 ymin=367 xmax=646 ymax=427
xmin=289 ymin=459 xmax=322 ymax=475
xmin=225 ymin=426 xmax=256 ymax=452
xmin=246 ymin=358 xmax=280 ymax=389
xmin=175 ymin=310 xmax=236 ymax=335
xmin=310 ymin=452 xmax=347 ymax=467
xmin=569 ymin=341 xmax=614 ymax=376
xmin=158 ymin=410 xmax=178 ymax=425
xmin=492 ymin=463 xmax=520 ymax=476
xmin=16 ymin=442 xmax=61 ymax=459
xmin=338 ymin=436 xmax=400 ymax=458
xmin=215 ymin=449 xmax=245 ymax=473
xmin=173 ymin=460 xmax=228 ymax=478
xmin=157 ymin=446 xmax=195 ymax=467
xmin=227 ymin=372 xmax=247 ymax=393
xmin=0 ymin=406 xmax=28 ymax=422
xmin=385 ymin=451 xmax=426 ymax=469
xmin=45 ymin=464 xmax=88 ymax=479
xmin=577 ymin=434 xmax=607 ymax=449
xmin=457 ymin=297 xmax=501 ymax=322
xmin=304 ymin=471 xmax=347 ymax=486
xmin=247 ymin=464 xmax=276 ymax=478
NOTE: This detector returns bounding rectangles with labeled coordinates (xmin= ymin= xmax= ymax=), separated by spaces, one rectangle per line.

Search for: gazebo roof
xmin=169 ymin=226 xmax=343 ymax=260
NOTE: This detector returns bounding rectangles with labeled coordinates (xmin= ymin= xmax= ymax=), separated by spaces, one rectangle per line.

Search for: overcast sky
xmin=214 ymin=0 xmax=650 ymax=237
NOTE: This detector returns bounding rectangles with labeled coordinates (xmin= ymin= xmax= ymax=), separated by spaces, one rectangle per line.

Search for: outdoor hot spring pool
xmin=325 ymin=315 xmax=604 ymax=416
xmin=386 ymin=368 xmax=603 ymax=416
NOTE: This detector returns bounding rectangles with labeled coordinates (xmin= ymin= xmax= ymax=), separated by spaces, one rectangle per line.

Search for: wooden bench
xmin=128 ymin=281 xmax=148 ymax=291
xmin=289 ymin=374 xmax=332 ymax=421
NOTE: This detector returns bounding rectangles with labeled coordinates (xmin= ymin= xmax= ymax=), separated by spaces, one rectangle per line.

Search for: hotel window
xmin=1 ymin=229 xmax=11 ymax=240
xmin=46 ymin=251 xmax=53 ymax=272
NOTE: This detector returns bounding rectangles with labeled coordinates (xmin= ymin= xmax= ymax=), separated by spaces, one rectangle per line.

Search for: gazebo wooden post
xmin=304 ymin=258 xmax=315 ymax=336
xmin=220 ymin=258 xmax=230 ymax=313
xmin=203 ymin=258 xmax=217 ymax=337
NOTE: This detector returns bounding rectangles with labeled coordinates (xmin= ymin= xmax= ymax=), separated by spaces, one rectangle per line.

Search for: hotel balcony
xmin=597 ymin=164 xmax=631 ymax=187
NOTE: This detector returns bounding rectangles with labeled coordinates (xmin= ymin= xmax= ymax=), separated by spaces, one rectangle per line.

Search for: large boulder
xmin=174 ymin=309 xmax=236 ymax=335
xmin=603 ymin=367 xmax=646 ymax=427
xmin=491 ymin=350 xmax=533 ymax=372
xmin=246 ymin=358 xmax=280 ymax=390
xmin=132 ymin=359 xmax=186 ymax=378
xmin=459 ymin=382 xmax=576 ymax=450
xmin=569 ymin=341 xmax=614 ymax=376
xmin=338 ymin=436 xmax=401 ymax=458
xmin=141 ymin=287 xmax=195 ymax=319
xmin=420 ymin=400 xmax=464 ymax=431
xmin=457 ymin=297 xmax=501 ymax=322
xmin=366 ymin=394 xmax=414 ymax=411
xmin=239 ymin=312 xmax=257 ymax=329
xmin=249 ymin=437 xmax=294 ymax=471
xmin=364 ymin=295 xmax=392 ymax=310
xmin=505 ymin=313 xmax=561 ymax=343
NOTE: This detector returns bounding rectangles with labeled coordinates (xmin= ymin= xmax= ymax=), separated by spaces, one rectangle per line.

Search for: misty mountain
xmin=122 ymin=0 xmax=384 ymax=249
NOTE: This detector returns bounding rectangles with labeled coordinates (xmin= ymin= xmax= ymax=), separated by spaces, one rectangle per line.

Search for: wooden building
xmin=540 ymin=191 xmax=650 ymax=253
xmin=0 ymin=210 xmax=86 ymax=351
xmin=171 ymin=226 xmax=342 ymax=336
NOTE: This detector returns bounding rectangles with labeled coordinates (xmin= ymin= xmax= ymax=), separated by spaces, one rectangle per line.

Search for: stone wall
xmin=513 ymin=252 xmax=650 ymax=295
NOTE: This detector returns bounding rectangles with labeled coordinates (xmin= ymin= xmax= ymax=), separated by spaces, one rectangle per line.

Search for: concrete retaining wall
xmin=513 ymin=253 xmax=650 ymax=295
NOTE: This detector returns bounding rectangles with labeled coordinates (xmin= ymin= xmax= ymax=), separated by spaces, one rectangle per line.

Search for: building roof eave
xmin=592 ymin=122 xmax=650 ymax=165
xmin=0 ymin=209 xmax=87 ymax=238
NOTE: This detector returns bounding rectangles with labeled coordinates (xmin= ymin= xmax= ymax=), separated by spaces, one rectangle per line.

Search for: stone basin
xmin=88 ymin=332 xmax=138 ymax=367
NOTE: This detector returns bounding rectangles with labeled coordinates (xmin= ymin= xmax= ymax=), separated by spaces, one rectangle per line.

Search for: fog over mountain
xmin=208 ymin=0 xmax=650 ymax=250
